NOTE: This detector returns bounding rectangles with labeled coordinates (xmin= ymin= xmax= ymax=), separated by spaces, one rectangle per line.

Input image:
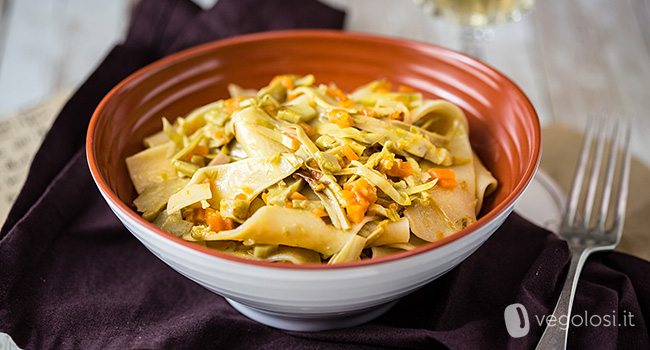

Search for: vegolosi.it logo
xmin=504 ymin=303 xmax=530 ymax=338
xmin=504 ymin=303 xmax=636 ymax=339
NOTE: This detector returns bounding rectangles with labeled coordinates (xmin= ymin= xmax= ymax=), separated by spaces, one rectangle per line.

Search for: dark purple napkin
xmin=1 ymin=1 xmax=648 ymax=349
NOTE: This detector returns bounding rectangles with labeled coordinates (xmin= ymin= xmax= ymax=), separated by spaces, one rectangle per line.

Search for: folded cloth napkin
xmin=0 ymin=0 xmax=648 ymax=349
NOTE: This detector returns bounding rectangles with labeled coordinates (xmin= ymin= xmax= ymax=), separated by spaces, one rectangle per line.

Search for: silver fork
xmin=535 ymin=115 xmax=632 ymax=350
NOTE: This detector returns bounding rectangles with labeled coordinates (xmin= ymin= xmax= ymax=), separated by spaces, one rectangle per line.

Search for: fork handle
xmin=535 ymin=247 xmax=591 ymax=350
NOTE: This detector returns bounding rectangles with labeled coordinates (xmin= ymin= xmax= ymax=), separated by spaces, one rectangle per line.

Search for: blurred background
xmin=0 ymin=0 xmax=649 ymax=258
xmin=1 ymin=0 xmax=649 ymax=155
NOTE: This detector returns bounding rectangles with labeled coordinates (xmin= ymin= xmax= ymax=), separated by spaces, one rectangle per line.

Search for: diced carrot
xmin=327 ymin=88 xmax=355 ymax=109
xmin=340 ymin=189 xmax=361 ymax=222
xmin=340 ymin=178 xmax=377 ymax=223
xmin=341 ymin=144 xmax=358 ymax=161
xmin=396 ymin=161 xmax=413 ymax=177
xmin=214 ymin=130 xmax=224 ymax=138
xmin=439 ymin=178 xmax=458 ymax=188
xmin=388 ymin=111 xmax=405 ymax=121
xmin=326 ymin=88 xmax=348 ymax=101
xmin=282 ymin=76 xmax=294 ymax=90
xmin=205 ymin=208 xmax=235 ymax=232
xmin=379 ymin=158 xmax=413 ymax=177
xmin=235 ymin=193 xmax=247 ymax=200
xmin=312 ymin=208 xmax=328 ymax=217
xmin=289 ymin=191 xmax=308 ymax=201
xmin=428 ymin=168 xmax=458 ymax=188
xmin=398 ymin=85 xmax=415 ymax=93
xmin=340 ymin=188 xmax=355 ymax=200
xmin=284 ymin=202 xmax=293 ymax=208
xmin=345 ymin=204 xmax=366 ymax=223
xmin=297 ymin=122 xmax=316 ymax=138
xmin=271 ymin=75 xmax=294 ymax=90
xmin=261 ymin=192 xmax=269 ymax=204
xmin=195 ymin=208 xmax=208 ymax=223
xmin=328 ymin=109 xmax=355 ymax=128
xmin=376 ymin=81 xmax=392 ymax=94
xmin=361 ymin=108 xmax=376 ymax=118
xmin=354 ymin=178 xmax=378 ymax=203
xmin=378 ymin=158 xmax=393 ymax=173
xmin=193 ymin=145 xmax=209 ymax=155
xmin=337 ymin=99 xmax=355 ymax=109
xmin=224 ymin=97 xmax=244 ymax=114
xmin=287 ymin=93 xmax=301 ymax=101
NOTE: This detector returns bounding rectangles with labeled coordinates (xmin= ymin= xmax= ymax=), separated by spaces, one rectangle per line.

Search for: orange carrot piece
xmin=297 ymin=122 xmax=316 ymax=138
xmin=388 ymin=111 xmax=405 ymax=121
xmin=193 ymin=145 xmax=209 ymax=155
xmin=205 ymin=209 xmax=235 ymax=232
xmin=337 ymin=99 xmax=355 ymax=109
xmin=224 ymin=97 xmax=244 ymax=114
xmin=379 ymin=158 xmax=413 ymax=177
xmin=328 ymin=109 xmax=355 ymax=128
xmin=271 ymin=75 xmax=294 ymax=90
xmin=398 ymin=85 xmax=415 ymax=93
xmin=326 ymin=88 xmax=348 ymax=101
xmin=376 ymin=81 xmax=392 ymax=94
xmin=361 ymin=108 xmax=376 ymax=118
xmin=341 ymin=144 xmax=358 ymax=161
xmin=312 ymin=208 xmax=328 ymax=217
xmin=345 ymin=204 xmax=366 ymax=223
xmin=282 ymin=76 xmax=294 ymax=90
xmin=289 ymin=192 xmax=308 ymax=201
xmin=340 ymin=178 xmax=377 ymax=223
xmin=428 ymin=168 xmax=458 ymax=188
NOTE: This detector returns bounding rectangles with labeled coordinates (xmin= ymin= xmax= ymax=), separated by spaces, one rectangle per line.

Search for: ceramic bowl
xmin=87 ymin=30 xmax=540 ymax=331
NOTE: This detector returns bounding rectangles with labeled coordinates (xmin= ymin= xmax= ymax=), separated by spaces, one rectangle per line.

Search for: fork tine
xmin=611 ymin=118 xmax=632 ymax=236
xmin=581 ymin=116 xmax=607 ymax=229
xmin=564 ymin=117 xmax=598 ymax=228
xmin=596 ymin=118 xmax=622 ymax=230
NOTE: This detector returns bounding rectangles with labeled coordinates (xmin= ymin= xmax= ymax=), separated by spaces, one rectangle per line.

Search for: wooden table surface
xmin=0 ymin=0 xmax=648 ymax=259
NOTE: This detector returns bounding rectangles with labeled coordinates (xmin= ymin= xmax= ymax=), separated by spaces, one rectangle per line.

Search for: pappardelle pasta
xmin=126 ymin=74 xmax=497 ymax=264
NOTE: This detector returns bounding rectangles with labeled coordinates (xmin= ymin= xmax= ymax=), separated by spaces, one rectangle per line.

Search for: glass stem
xmin=460 ymin=26 xmax=487 ymax=61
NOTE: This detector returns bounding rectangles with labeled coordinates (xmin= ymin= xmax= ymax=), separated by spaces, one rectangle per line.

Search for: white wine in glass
xmin=416 ymin=0 xmax=536 ymax=59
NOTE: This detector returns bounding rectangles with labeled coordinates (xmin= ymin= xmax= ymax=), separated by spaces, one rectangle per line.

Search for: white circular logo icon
xmin=504 ymin=303 xmax=530 ymax=338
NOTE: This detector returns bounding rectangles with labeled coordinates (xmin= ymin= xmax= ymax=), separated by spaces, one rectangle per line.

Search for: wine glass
xmin=414 ymin=0 xmax=536 ymax=60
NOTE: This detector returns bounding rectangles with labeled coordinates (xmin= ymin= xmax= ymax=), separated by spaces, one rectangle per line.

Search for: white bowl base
xmin=226 ymin=298 xmax=399 ymax=332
